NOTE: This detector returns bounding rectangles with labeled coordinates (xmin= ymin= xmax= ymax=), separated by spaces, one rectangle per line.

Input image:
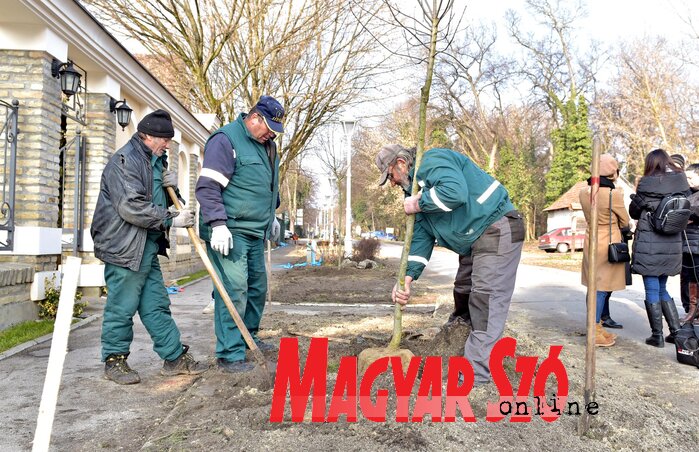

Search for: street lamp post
xmin=328 ymin=176 xmax=336 ymax=246
xmin=341 ymin=119 xmax=356 ymax=257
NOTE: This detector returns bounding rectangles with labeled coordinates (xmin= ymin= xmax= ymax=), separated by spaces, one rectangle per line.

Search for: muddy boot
xmin=682 ymin=283 xmax=698 ymax=324
xmin=644 ymin=301 xmax=665 ymax=348
xmin=217 ymin=358 xmax=255 ymax=373
xmin=446 ymin=290 xmax=471 ymax=326
xmin=594 ymin=323 xmax=615 ymax=347
xmin=660 ymin=299 xmax=681 ymax=344
xmin=598 ymin=321 xmax=617 ymax=341
xmin=161 ymin=345 xmax=210 ymax=376
xmin=104 ymin=353 xmax=140 ymax=385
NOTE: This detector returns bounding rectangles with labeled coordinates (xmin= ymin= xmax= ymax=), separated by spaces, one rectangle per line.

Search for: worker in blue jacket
xmin=376 ymin=144 xmax=524 ymax=386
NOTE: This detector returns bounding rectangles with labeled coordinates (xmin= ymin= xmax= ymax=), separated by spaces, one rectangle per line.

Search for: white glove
xmin=171 ymin=209 xmax=195 ymax=228
xmin=162 ymin=169 xmax=177 ymax=188
xmin=211 ymin=225 xmax=233 ymax=256
xmin=271 ymin=217 xmax=280 ymax=242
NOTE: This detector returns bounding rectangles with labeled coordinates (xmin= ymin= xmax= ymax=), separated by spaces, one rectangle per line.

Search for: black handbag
xmin=675 ymin=306 xmax=699 ymax=368
xmin=607 ymin=190 xmax=631 ymax=263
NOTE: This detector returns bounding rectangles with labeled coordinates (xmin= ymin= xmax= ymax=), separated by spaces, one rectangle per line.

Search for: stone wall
xmin=0 ymin=50 xmax=63 ymax=325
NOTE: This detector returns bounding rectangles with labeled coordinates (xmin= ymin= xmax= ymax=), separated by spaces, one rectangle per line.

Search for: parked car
xmin=537 ymin=227 xmax=585 ymax=253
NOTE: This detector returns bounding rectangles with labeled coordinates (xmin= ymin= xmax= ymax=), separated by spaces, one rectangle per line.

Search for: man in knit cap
xmin=91 ymin=109 xmax=209 ymax=385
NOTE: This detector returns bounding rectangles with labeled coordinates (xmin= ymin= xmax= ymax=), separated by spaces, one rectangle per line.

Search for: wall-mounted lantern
xmin=109 ymin=98 xmax=132 ymax=131
xmin=51 ymin=58 xmax=87 ymax=125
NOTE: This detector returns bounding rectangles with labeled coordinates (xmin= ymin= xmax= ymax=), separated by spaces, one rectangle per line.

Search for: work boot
xmin=161 ymin=345 xmax=209 ymax=376
xmin=594 ymin=323 xmax=615 ymax=347
xmin=445 ymin=290 xmax=471 ymax=326
xmin=601 ymin=316 xmax=623 ymax=329
xmin=682 ymin=283 xmax=699 ymax=324
xmin=217 ymin=358 xmax=255 ymax=373
xmin=598 ymin=322 xmax=617 ymax=341
xmin=644 ymin=300 xmax=665 ymax=348
xmin=660 ymin=299 xmax=681 ymax=344
xmin=104 ymin=353 xmax=140 ymax=385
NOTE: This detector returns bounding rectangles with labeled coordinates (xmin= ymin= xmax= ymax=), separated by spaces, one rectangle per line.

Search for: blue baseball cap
xmin=255 ymin=95 xmax=285 ymax=134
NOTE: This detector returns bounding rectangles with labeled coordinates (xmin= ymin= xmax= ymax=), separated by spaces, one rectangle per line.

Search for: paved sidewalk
xmin=0 ymin=241 xmax=302 ymax=451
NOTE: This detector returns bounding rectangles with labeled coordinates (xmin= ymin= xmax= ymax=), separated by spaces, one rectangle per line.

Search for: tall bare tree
xmin=435 ymin=23 xmax=514 ymax=170
xmin=85 ymin=0 xmax=393 ymax=186
xmin=593 ymin=37 xmax=699 ymax=178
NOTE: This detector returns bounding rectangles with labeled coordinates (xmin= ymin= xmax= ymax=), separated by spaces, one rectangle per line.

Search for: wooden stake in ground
xmin=578 ymin=141 xmax=601 ymax=435
xmin=165 ymin=187 xmax=273 ymax=383
xmin=32 ymin=256 xmax=81 ymax=452
xmin=358 ymin=0 xmax=452 ymax=374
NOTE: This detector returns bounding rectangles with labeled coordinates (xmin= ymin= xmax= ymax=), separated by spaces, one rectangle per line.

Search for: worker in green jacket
xmin=195 ymin=96 xmax=283 ymax=373
xmin=376 ymin=144 xmax=524 ymax=386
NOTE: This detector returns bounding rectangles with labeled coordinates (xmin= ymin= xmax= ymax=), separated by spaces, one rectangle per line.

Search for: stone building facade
xmin=0 ymin=0 xmax=212 ymax=329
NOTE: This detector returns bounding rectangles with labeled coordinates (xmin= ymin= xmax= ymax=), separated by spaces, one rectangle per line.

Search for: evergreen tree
xmin=545 ymin=95 xmax=592 ymax=204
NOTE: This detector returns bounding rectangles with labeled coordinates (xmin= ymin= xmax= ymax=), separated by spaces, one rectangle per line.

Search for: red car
xmin=538 ymin=227 xmax=585 ymax=253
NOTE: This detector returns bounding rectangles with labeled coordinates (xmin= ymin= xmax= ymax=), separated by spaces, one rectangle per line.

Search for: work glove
xmin=211 ymin=225 xmax=233 ymax=256
xmin=171 ymin=209 xmax=195 ymax=228
xmin=271 ymin=217 xmax=280 ymax=242
xmin=162 ymin=169 xmax=177 ymax=188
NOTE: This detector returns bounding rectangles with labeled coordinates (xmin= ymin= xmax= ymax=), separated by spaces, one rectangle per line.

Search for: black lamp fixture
xmin=109 ymin=98 xmax=133 ymax=131
xmin=51 ymin=59 xmax=82 ymax=97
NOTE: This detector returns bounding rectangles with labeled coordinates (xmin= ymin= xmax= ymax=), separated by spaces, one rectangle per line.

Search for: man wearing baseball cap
xmin=375 ymin=144 xmax=524 ymax=386
xmin=195 ymin=96 xmax=284 ymax=373
xmin=91 ymin=109 xmax=208 ymax=384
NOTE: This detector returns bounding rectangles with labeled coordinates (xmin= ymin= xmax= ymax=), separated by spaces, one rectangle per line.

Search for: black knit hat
xmin=137 ymin=109 xmax=175 ymax=138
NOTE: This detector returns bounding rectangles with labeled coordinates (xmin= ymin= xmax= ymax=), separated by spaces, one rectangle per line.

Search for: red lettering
xmin=444 ymin=357 xmax=475 ymax=422
xmin=533 ymin=345 xmax=568 ymax=422
xmin=269 ymin=337 xmax=328 ymax=422
xmin=327 ymin=356 xmax=358 ymax=422
xmin=359 ymin=357 xmax=389 ymax=422
xmin=510 ymin=355 xmax=538 ymax=422
xmin=486 ymin=337 xmax=516 ymax=422
xmin=391 ymin=356 xmax=421 ymax=422
xmin=412 ymin=356 xmax=443 ymax=422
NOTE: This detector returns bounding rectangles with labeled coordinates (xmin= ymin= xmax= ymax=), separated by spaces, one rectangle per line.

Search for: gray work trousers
xmin=454 ymin=210 xmax=524 ymax=384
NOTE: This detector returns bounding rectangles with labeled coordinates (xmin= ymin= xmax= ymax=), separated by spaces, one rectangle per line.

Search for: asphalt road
xmin=378 ymin=241 xmax=683 ymax=362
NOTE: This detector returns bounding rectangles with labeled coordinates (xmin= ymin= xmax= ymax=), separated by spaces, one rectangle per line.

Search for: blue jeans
xmin=642 ymin=275 xmax=671 ymax=304
xmin=594 ymin=291 xmax=610 ymax=323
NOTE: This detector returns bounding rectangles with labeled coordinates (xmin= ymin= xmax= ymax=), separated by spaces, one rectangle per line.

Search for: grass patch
xmin=176 ymin=269 xmax=209 ymax=286
xmin=0 ymin=320 xmax=55 ymax=353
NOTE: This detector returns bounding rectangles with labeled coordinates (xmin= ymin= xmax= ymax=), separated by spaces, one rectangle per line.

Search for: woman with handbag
xmin=579 ymin=153 xmax=630 ymax=347
xmin=629 ymin=148 xmax=689 ymax=347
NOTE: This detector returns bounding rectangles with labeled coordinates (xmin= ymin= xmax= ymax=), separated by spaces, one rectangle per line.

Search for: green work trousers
xmin=101 ymin=236 xmax=182 ymax=362
xmin=207 ymin=232 xmax=267 ymax=362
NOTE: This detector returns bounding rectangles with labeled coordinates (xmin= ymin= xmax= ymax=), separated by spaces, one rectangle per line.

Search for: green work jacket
xmin=198 ymin=114 xmax=279 ymax=241
xmin=405 ymin=148 xmax=514 ymax=280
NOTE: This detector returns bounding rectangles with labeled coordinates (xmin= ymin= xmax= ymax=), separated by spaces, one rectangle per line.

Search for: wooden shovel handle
xmin=166 ymin=187 xmax=269 ymax=371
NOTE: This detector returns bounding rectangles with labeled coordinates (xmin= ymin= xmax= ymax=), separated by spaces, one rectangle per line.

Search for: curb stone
xmin=0 ymin=314 xmax=101 ymax=362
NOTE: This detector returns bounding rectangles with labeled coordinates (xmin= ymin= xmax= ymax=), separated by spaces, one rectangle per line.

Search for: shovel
xmin=166 ymin=187 xmax=273 ymax=384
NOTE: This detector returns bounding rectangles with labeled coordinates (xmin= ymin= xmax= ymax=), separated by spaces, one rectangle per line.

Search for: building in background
xmin=0 ymin=0 xmax=214 ymax=329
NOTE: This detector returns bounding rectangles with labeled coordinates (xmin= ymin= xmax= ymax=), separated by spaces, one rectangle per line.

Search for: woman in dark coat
xmin=629 ymin=149 xmax=688 ymax=347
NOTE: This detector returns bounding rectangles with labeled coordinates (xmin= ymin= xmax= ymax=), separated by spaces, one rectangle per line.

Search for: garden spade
xmin=166 ymin=187 xmax=273 ymax=385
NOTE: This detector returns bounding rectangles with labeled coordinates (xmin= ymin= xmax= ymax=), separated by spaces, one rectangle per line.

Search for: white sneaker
xmin=202 ymin=299 xmax=215 ymax=314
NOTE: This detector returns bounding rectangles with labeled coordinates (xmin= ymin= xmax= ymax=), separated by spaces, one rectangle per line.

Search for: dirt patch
xmin=520 ymin=241 xmax=584 ymax=272
xmin=270 ymin=259 xmax=436 ymax=305
xmin=75 ymin=255 xmax=699 ymax=451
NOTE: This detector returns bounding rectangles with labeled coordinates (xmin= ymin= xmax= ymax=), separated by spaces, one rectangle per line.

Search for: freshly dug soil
xmin=75 ymin=259 xmax=699 ymax=452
